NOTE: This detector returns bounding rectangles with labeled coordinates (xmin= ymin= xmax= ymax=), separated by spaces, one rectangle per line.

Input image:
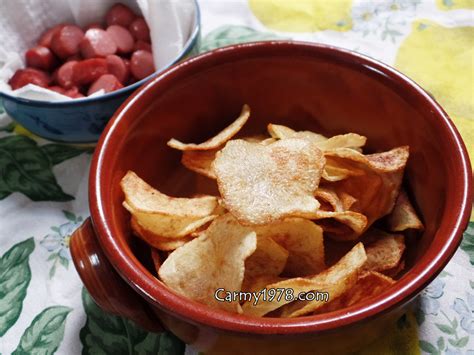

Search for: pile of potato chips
xmin=121 ymin=104 xmax=424 ymax=317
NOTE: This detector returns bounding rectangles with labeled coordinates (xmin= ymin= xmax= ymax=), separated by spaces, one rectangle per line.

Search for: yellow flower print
xmin=395 ymin=20 xmax=474 ymax=161
xmin=248 ymin=0 xmax=352 ymax=32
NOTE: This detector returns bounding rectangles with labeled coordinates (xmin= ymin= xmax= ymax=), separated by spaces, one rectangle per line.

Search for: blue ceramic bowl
xmin=0 ymin=2 xmax=200 ymax=143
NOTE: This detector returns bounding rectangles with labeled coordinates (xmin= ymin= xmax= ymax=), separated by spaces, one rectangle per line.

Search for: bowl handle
xmin=70 ymin=217 xmax=163 ymax=333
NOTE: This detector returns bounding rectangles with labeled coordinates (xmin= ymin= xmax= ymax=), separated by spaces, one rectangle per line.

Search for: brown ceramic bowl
xmin=71 ymin=41 xmax=472 ymax=354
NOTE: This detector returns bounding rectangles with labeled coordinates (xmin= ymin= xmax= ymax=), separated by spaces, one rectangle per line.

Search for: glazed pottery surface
xmin=71 ymin=41 xmax=472 ymax=354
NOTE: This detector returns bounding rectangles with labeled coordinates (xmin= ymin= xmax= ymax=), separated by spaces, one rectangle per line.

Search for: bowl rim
xmin=0 ymin=0 xmax=201 ymax=107
xmin=90 ymin=41 xmax=473 ymax=335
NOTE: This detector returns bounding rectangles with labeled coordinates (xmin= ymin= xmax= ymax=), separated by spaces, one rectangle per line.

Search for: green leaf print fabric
xmin=12 ymin=306 xmax=72 ymax=355
xmin=0 ymin=238 xmax=34 ymax=336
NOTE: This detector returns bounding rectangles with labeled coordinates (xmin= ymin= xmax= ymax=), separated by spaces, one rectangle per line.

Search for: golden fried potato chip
xmin=213 ymin=138 xmax=325 ymax=225
xmin=167 ymin=105 xmax=250 ymax=151
xmin=322 ymin=146 xmax=409 ymax=237
xmin=260 ymin=138 xmax=278 ymax=145
xmin=243 ymin=135 xmax=270 ymax=143
xmin=267 ymin=124 xmax=328 ymax=143
xmin=131 ymin=217 xmax=194 ymax=250
xmin=321 ymin=165 xmax=356 ymax=182
xmin=384 ymin=260 xmax=406 ymax=278
xmin=314 ymin=271 xmax=395 ymax=313
xmin=121 ymin=171 xmax=219 ymax=238
xmin=242 ymin=235 xmax=289 ymax=291
xmin=362 ymin=230 xmax=405 ymax=273
xmin=244 ymin=275 xmax=287 ymax=293
xmin=159 ymin=214 xmax=257 ymax=313
xmin=268 ymin=124 xmax=366 ymax=151
xmin=182 ymin=149 xmax=218 ymax=179
xmin=127 ymin=207 xmax=216 ymax=239
xmin=312 ymin=210 xmax=368 ymax=241
xmin=340 ymin=192 xmax=358 ymax=211
xmin=267 ymin=124 xmax=297 ymax=139
xmin=386 ymin=190 xmax=424 ymax=232
xmin=181 ymin=136 xmax=278 ymax=180
xmin=315 ymin=188 xmax=344 ymax=212
xmin=256 ymin=218 xmax=325 ymax=276
xmin=121 ymin=171 xmax=218 ymax=217
xmin=315 ymin=133 xmax=366 ymax=151
xmin=241 ymin=243 xmax=366 ymax=317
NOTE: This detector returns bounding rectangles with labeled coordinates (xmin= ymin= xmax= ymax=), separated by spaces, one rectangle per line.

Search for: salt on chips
xmin=213 ymin=138 xmax=325 ymax=225
xmin=241 ymin=243 xmax=366 ymax=317
xmin=180 ymin=135 xmax=279 ymax=180
xmin=167 ymin=105 xmax=250 ymax=151
xmin=158 ymin=214 xmax=257 ymax=313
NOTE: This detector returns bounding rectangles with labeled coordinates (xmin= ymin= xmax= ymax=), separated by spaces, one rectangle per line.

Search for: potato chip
xmin=315 ymin=133 xmax=366 ymax=151
xmin=167 ymin=105 xmax=250 ymax=151
xmin=121 ymin=171 xmax=219 ymax=238
xmin=131 ymin=217 xmax=194 ymax=250
xmin=181 ymin=149 xmax=218 ymax=179
xmin=260 ymin=138 xmax=277 ymax=145
xmin=362 ymin=230 xmax=405 ymax=273
xmin=386 ymin=190 xmax=424 ymax=232
xmin=124 ymin=201 xmax=216 ymax=239
xmin=121 ymin=171 xmax=218 ymax=217
xmin=159 ymin=214 xmax=257 ymax=313
xmin=384 ymin=260 xmax=406 ymax=278
xmin=340 ymin=192 xmax=358 ymax=211
xmin=213 ymin=138 xmax=325 ymax=225
xmin=267 ymin=124 xmax=297 ymax=139
xmin=312 ymin=210 xmax=368 ymax=241
xmin=256 ymin=218 xmax=325 ymax=276
xmin=268 ymin=124 xmax=366 ymax=151
xmin=314 ymin=271 xmax=395 ymax=313
xmin=242 ymin=235 xmax=289 ymax=291
xmin=180 ymin=136 xmax=277 ymax=180
xmin=242 ymin=135 xmax=270 ymax=143
xmin=244 ymin=275 xmax=286 ymax=293
xmin=322 ymin=146 xmax=409 ymax=237
xmin=241 ymin=243 xmax=366 ymax=317
xmin=267 ymin=124 xmax=328 ymax=143
xmin=315 ymin=188 xmax=344 ymax=212
xmin=321 ymin=165 xmax=355 ymax=182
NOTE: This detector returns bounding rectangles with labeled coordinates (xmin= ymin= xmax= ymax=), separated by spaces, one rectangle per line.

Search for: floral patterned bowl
xmin=70 ymin=41 xmax=472 ymax=354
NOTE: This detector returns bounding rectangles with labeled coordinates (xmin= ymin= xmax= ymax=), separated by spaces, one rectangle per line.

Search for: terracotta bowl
xmin=71 ymin=41 xmax=472 ymax=354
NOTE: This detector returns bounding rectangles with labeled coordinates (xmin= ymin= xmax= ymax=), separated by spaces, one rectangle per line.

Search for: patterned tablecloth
xmin=0 ymin=0 xmax=473 ymax=354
